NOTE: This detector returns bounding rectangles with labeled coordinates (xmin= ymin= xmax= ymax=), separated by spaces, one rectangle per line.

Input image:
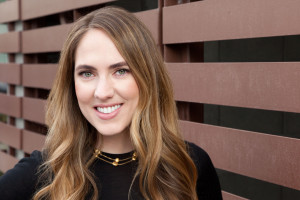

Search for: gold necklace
xmin=94 ymin=149 xmax=137 ymax=166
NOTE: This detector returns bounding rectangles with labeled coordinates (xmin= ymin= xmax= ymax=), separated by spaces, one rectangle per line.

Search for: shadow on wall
xmin=0 ymin=83 xmax=7 ymax=93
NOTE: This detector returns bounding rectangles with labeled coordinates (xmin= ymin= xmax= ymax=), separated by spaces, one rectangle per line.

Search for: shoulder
xmin=186 ymin=142 xmax=217 ymax=179
xmin=186 ymin=142 xmax=212 ymax=169
xmin=0 ymin=150 xmax=43 ymax=200
xmin=185 ymin=142 xmax=223 ymax=199
xmin=2 ymin=150 xmax=43 ymax=177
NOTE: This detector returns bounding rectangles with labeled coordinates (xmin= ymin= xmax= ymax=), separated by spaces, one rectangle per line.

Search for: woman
xmin=0 ymin=7 xmax=222 ymax=200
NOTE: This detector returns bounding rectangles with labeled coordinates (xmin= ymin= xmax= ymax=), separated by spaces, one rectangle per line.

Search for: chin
xmin=96 ymin=126 xmax=129 ymax=137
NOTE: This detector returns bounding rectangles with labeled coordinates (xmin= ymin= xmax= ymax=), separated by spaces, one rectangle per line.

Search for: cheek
xmin=125 ymin=78 xmax=139 ymax=103
xmin=75 ymin=81 xmax=94 ymax=104
xmin=115 ymin=77 xmax=139 ymax=106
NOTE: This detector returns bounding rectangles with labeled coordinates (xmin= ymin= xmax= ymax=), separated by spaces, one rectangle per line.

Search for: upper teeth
xmin=97 ymin=104 xmax=121 ymax=114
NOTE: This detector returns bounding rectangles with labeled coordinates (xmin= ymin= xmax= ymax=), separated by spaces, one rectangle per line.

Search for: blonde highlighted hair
xmin=34 ymin=7 xmax=198 ymax=200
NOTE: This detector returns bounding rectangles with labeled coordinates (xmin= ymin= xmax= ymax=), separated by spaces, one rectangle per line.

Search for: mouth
xmin=95 ymin=104 xmax=122 ymax=114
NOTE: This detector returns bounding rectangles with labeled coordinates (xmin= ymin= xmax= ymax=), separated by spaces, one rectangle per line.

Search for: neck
xmin=97 ymin=130 xmax=133 ymax=154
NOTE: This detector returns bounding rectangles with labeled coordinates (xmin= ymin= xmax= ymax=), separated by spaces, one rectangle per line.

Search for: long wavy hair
xmin=34 ymin=7 xmax=198 ymax=200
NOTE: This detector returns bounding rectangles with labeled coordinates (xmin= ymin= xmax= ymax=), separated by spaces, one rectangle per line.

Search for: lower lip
xmin=95 ymin=105 xmax=122 ymax=120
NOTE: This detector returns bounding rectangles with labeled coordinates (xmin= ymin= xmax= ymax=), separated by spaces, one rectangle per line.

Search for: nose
xmin=94 ymin=77 xmax=114 ymax=100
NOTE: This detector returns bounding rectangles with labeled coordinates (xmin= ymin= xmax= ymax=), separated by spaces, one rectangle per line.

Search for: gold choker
xmin=94 ymin=149 xmax=137 ymax=166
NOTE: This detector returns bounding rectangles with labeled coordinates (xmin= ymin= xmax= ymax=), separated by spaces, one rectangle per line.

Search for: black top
xmin=0 ymin=142 xmax=222 ymax=200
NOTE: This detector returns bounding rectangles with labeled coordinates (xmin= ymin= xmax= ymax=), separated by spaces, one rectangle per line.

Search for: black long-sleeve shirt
xmin=0 ymin=142 xmax=222 ymax=199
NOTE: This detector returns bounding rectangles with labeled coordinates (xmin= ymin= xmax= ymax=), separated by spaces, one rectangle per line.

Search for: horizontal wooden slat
xmin=222 ymin=191 xmax=249 ymax=200
xmin=0 ymin=94 xmax=21 ymax=117
xmin=22 ymin=130 xmax=45 ymax=153
xmin=135 ymin=8 xmax=160 ymax=44
xmin=23 ymin=64 xmax=58 ymax=89
xmin=0 ymin=122 xmax=21 ymax=149
xmin=0 ymin=32 xmax=20 ymax=53
xmin=22 ymin=24 xmax=72 ymax=53
xmin=167 ymin=62 xmax=300 ymax=113
xmin=0 ymin=0 xmax=19 ymax=23
xmin=0 ymin=64 xmax=21 ymax=85
xmin=181 ymin=120 xmax=300 ymax=190
xmin=22 ymin=0 xmax=115 ymax=20
xmin=0 ymin=151 xmax=18 ymax=173
xmin=163 ymin=0 xmax=300 ymax=44
xmin=22 ymin=97 xmax=46 ymax=124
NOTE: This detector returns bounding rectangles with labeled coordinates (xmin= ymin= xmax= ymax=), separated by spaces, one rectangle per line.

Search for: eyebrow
xmin=75 ymin=65 xmax=96 ymax=72
xmin=110 ymin=61 xmax=128 ymax=69
xmin=75 ymin=61 xmax=128 ymax=72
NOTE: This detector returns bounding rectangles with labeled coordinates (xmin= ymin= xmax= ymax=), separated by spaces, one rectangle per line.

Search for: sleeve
xmin=187 ymin=142 xmax=223 ymax=200
xmin=0 ymin=150 xmax=43 ymax=200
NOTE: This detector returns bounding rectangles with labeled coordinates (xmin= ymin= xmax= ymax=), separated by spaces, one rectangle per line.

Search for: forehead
xmin=74 ymin=29 xmax=125 ymax=67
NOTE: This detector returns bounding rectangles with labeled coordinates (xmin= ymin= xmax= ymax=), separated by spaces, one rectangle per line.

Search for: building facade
xmin=0 ymin=0 xmax=299 ymax=199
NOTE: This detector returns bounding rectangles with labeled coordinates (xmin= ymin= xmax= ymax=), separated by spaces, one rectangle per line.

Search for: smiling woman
xmin=0 ymin=6 xmax=222 ymax=200
xmin=74 ymin=29 xmax=139 ymax=153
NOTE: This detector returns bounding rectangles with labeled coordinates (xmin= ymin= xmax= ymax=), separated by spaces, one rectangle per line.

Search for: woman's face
xmin=74 ymin=29 xmax=139 ymax=141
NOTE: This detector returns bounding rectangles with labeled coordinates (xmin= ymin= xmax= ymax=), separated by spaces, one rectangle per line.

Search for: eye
xmin=80 ymin=71 xmax=94 ymax=78
xmin=115 ymin=69 xmax=129 ymax=76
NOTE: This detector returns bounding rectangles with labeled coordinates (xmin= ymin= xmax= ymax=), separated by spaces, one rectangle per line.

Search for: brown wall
xmin=0 ymin=0 xmax=299 ymax=199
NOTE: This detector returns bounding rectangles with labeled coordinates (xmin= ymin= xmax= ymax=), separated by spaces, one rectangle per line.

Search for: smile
xmin=96 ymin=104 xmax=121 ymax=114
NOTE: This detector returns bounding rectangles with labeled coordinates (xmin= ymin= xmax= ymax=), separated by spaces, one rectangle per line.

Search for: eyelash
xmin=78 ymin=68 xmax=130 ymax=78
xmin=115 ymin=68 xmax=130 ymax=76
xmin=79 ymin=71 xmax=94 ymax=78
